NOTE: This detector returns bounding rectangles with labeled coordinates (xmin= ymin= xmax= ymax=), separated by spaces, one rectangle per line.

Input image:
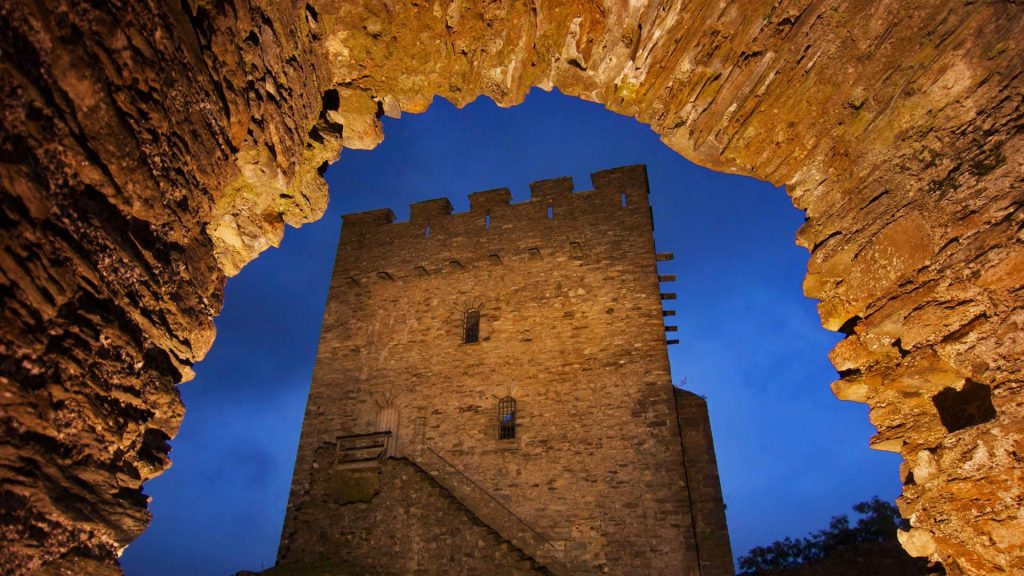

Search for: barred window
xmin=464 ymin=310 xmax=480 ymax=344
xmin=498 ymin=396 xmax=516 ymax=440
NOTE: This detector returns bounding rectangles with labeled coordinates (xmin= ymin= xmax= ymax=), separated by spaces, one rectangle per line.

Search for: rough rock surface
xmin=0 ymin=1 xmax=1021 ymax=575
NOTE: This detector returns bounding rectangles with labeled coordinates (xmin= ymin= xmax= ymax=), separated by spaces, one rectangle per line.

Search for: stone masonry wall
xmin=277 ymin=458 xmax=551 ymax=576
xmin=278 ymin=165 xmax=722 ymax=575
xmin=677 ymin=388 xmax=736 ymax=576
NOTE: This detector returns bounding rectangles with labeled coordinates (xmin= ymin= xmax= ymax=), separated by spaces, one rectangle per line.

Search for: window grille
xmin=498 ymin=396 xmax=516 ymax=440
xmin=464 ymin=310 xmax=480 ymax=344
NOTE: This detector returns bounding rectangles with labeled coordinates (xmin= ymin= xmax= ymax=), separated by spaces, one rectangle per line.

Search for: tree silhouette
xmin=738 ymin=497 xmax=909 ymax=574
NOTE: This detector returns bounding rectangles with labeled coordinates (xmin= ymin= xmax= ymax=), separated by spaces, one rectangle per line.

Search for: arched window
xmin=498 ymin=396 xmax=516 ymax=440
xmin=463 ymin=309 xmax=480 ymax=344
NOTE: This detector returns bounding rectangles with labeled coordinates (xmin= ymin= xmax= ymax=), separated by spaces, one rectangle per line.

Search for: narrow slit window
xmin=498 ymin=396 xmax=516 ymax=440
xmin=621 ymin=192 xmax=628 ymax=207
xmin=485 ymin=214 xmax=491 ymax=229
xmin=425 ymin=225 xmax=431 ymax=237
xmin=547 ymin=205 xmax=554 ymax=219
xmin=464 ymin=309 xmax=480 ymax=344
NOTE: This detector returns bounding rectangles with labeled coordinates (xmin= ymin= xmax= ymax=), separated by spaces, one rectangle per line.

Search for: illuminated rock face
xmin=0 ymin=1 xmax=1020 ymax=574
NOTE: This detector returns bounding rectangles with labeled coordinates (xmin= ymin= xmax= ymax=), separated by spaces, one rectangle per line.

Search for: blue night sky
xmin=120 ymin=89 xmax=902 ymax=575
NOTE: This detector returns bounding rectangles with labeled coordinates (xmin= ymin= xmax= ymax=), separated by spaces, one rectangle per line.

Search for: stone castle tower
xmin=277 ymin=165 xmax=734 ymax=575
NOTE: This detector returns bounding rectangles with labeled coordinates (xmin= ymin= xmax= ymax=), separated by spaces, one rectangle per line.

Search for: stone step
xmin=410 ymin=446 xmax=570 ymax=575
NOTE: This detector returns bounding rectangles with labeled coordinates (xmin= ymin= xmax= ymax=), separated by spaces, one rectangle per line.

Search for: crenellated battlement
xmin=342 ymin=164 xmax=648 ymax=229
xmin=410 ymin=197 xmax=453 ymax=221
xmin=468 ymin=188 xmax=512 ymax=212
xmin=529 ymin=176 xmax=574 ymax=201
xmin=335 ymin=164 xmax=656 ymax=283
xmin=341 ymin=207 xmax=395 ymax=228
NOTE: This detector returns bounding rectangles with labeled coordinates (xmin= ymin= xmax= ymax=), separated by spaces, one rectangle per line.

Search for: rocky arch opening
xmin=119 ymin=91 xmax=902 ymax=575
xmin=1 ymin=2 xmax=1020 ymax=575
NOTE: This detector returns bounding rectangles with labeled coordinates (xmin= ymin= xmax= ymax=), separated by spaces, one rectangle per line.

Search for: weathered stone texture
xmin=0 ymin=1 xmax=1022 ymax=574
xmin=279 ymin=458 xmax=551 ymax=575
xmin=677 ymin=389 xmax=735 ymax=576
xmin=1 ymin=0 xmax=335 ymax=573
xmin=279 ymin=166 xmax=732 ymax=575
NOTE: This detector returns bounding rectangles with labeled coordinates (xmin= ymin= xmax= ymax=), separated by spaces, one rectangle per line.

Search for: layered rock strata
xmin=0 ymin=1 xmax=1021 ymax=574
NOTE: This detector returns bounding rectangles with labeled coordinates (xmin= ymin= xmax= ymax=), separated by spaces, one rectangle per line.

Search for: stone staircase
xmin=409 ymin=445 xmax=570 ymax=575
